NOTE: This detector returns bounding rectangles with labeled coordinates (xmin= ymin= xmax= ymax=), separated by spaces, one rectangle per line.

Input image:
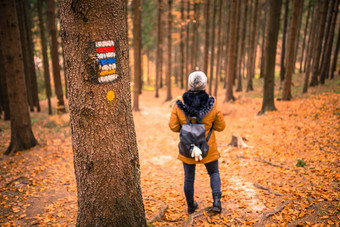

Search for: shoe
xmin=188 ymin=201 xmax=198 ymax=214
xmin=212 ymin=192 xmax=222 ymax=213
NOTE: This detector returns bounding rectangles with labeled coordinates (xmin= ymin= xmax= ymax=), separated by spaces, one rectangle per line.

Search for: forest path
xmin=0 ymin=85 xmax=339 ymax=226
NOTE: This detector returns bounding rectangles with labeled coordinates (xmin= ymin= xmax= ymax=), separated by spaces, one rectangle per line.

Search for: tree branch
xmin=254 ymin=199 xmax=291 ymax=226
xmin=254 ymin=157 xmax=290 ymax=170
xmin=253 ymin=182 xmax=286 ymax=196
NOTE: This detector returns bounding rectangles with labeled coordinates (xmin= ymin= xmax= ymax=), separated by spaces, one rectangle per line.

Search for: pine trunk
xmin=259 ymin=0 xmax=268 ymax=79
xmin=225 ymin=0 xmax=237 ymax=102
xmin=38 ymin=0 xmax=52 ymax=115
xmin=282 ymin=0 xmax=304 ymax=100
xmin=300 ymin=0 xmax=312 ymax=73
xmin=166 ymin=0 xmax=172 ymax=101
xmin=203 ymin=0 xmax=210 ymax=76
xmin=214 ymin=0 xmax=223 ymax=97
xmin=0 ymin=43 xmax=10 ymax=120
xmin=208 ymin=0 xmax=217 ymax=95
xmin=47 ymin=0 xmax=65 ymax=112
xmin=155 ymin=0 xmax=163 ymax=97
xmin=180 ymin=0 xmax=185 ymax=89
xmin=133 ymin=0 xmax=141 ymax=111
xmin=59 ymin=0 xmax=147 ymax=225
xmin=0 ymin=0 xmax=38 ymax=155
xmin=236 ymin=0 xmax=245 ymax=92
xmin=185 ymin=0 xmax=191 ymax=89
xmin=330 ymin=23 xmax=340 ymax=79
xmin=259 ymin=0 xmax=282 ymax=114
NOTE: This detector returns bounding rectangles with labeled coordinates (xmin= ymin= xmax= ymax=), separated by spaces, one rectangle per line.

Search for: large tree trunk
xmin=133 ymin=0 xmax=141 ymax=111
xmin=0 ymin=0 xmax=38 ymax=155
xmin=300 ymin=0 xmax=312 ymax=73
xmin=155 ymin=0 xmax=163 ymax=97
xmin=282 ymin=0 xmax=304 ymax=100
xmin=258 ymin=0 xmax=282 ymax=114
xmin=209 ymin=0 xmax=217 ymax=95
xmin=47 ymin=0 xmax=65 ymax=113
xmin=259 ymin=0 xmax=268 ymax=79
xmin=180 ymin=0 xmax=185 ymax=89
xmin=203 ymin=0 xmax=210 ymax=76
xmin=279 ymin=0 xmax=290 ymax=83
xmin=225 ymin=0 xmax=237 ymax=102
xmin=165 ymin=0 xmax=172 ymax=101
xmin=38 ymin=0 xmax=52 ymax=115
xmin=320 ymin=0 xmax=339 ymax=83
xmin=59 ymin=0 xmax=147 ymax=226
xmin=310 ymin=0 xmax=328 ymax=86
xmin=246 ymin=0 xmax=259 ymax=92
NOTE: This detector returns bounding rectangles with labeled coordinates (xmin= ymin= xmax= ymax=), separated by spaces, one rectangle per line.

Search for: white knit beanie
xmin=188 ymin=71 xmax=207 ymax=91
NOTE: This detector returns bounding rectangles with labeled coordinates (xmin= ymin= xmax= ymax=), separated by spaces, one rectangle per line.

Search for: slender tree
xmin=236 ymin=0 xmax=245 ymax=92
xmin=203 ymin=0 xmax=210 ymax=76
xmin=300 ymin=0 xmax=312 ymax=73
xmin=279 ymin=0 xmax=290 ymax=83
xmin=282 ymin=0 xmax=304 ymax=100
xmin=0 ymin=43 xmax=10 ymax=120
xmin=247 ymin=0 xmax=259 ymax=92
xmin=133 ymin=0 xmax=141 ymax=111
xmin=180 ymin=0 xmax=185 ymax=89
xmin=225 ymin=0 xmax=237 ymax=102
xmin=165 ymin=0 xmax=172 ymax=101
xmin=38 ymin=0 xmax=52 ymax=115
xmin=185 ymin=0 xmax=191 ymax=89
xmin=155 ymin=0 xmax=163 ymax=97
xmin=0 ymin=0 xmax=38 ymax=155
xmin=59 ymin=0 xmax=147 ymax=225
xmin=209 ymin=0 xmax=217 ymax=95
xmin=258 ymin=0 xmax=282 ymax=114
xmin=330 ymin=23 xmax=340 ymax=79
xmin=47 ymin=0 xmax=65 ymax=112
xmin=259 ymin=0 xmax=268 ymax=79
xmin=214 ymin=0 xmax=223 ymax=97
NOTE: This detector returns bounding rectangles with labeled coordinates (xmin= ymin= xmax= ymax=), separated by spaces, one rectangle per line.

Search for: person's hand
xmin=191 ymin=145 xmax=202 ymax=162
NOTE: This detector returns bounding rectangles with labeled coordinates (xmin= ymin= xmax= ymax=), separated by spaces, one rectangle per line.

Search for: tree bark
xmin=185 ymin=0 xmax=191 ymax=89
xmin=282 ymin=0 xmax=304 ymax=100
xmin=300 ymin=0 xmax=312 ymax=73
xmin=223 ymin=0 xmax=230 ymax=89
xmin=209 ymin=0 xmax=217 ymax=95
xmin=310 ymin=0 xmax=328 ymax=86
xmin=225 ymin=0 xmax=237 ymax=102
xmin=133 ymin=0 xmax=141 ymax=111
xmin=236 ymin=0 xmax=246 ymax=92
xmin=38 ymin=0 xmax=52 ymax=115
xmin=320 ymin=0 xmax=339 ymax=83
xmin=259 ymin=0 xmax=282 ymax=114
xmin=0 ymin=0 xmax=38 ymax=155
xmin=165 ymin=0 xmax=172 ymax=101
xmin=259 ymin=0 xmax=268 ymax=79
xmin=0 ymin=43 xmax=10 ymax=120
xmin=279 ymin=0 xmax=290 ymax=83
xmin=47 ymin=0 xmax=65 ymax=113
xmin=247 ymin=0 xmax=259 ymax=92
xmin=59 ymin=0 xmax=147 ymax=225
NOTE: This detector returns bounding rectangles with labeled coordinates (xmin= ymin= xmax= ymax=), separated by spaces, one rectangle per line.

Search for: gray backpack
xmin=178 ymin=113 xmax=214 ymax=159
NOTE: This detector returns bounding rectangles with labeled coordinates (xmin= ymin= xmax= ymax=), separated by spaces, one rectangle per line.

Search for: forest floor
xmin=0 ymin=74 xmax=339 ymax=226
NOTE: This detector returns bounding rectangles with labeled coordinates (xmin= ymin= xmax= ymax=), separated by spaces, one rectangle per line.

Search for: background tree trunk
xmin=133 ymin=0 xmax=141 ymax=111
xmin=59 ymin=0 xmax=147 ymax=225
xmin=259 ymin=0 xmax=268 ymax=79
xmin=225 ymin=0 xmax=237 ymax=102
xmin=300 ymin=0 xmax=312 ymax=73
xmin=279 ymin=0 xmax=290 ymax=83
xmin=259 ymin=0 xmax=282 ymax=114
xmin=236 ymin=0 xmax=245 ymax=92
xmin=282 ymin=0 xmax=304 ymax=100
xmin=38 ymin=0 xmax=52 ymax=115
xmin=209 ymin=0 xmax=217 ymax=95
xmin=180 ymin=0 xmax=185 ymax=89
xmin=330 ymin=23 xmax=340 ymax=79
xmin=0 ymin=0 xmax=37 ymax=155
xmin=185 ymin=0 xmax=191 ymax=89
xmin=214 ymin=0 xmax=223 ymax=97
xmin=0 ymin=43 xmax=10 ymax=120
xmin=47 ymin=0 xmax=65 ymax=113
xmin=203 ymin=0 xmax=210 ymax=76
xmin=165 ymin=0 xmax=172 ymax=101
xmin=310 ymin=0 xmax=328 ymax=86
xmin=155 ymin=0 xmax=163 ymax=97
xmin=320 ymin=0 xmax=339 ymax=83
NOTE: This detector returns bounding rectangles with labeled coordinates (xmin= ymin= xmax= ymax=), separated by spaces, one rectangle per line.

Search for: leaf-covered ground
xmin=0 ymin=77 xmax=339 ymax=226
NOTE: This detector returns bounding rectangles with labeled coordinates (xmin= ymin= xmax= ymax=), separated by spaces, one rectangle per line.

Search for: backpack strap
xmin=184 ymin=112 xmax=190 ymax=124
xmin=206 ymin=123 xmax=214 ymax=142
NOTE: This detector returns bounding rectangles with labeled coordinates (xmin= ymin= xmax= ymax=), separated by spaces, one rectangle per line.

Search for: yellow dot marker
xmin=106 ymin=90 xmax=115 ymax=101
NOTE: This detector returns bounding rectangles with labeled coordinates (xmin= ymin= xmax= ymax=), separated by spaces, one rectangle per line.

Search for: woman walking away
xmin=169 ymin=71 xmax=226 ymax=214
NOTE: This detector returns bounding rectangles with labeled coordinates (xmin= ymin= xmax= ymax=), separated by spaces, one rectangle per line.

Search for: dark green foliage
xmin=296 ymin=159 xmax=306 ymax=167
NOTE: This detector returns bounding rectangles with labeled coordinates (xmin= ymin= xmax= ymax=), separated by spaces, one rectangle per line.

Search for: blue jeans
xmin=183 ymin=160 xmax=221 ymax=206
